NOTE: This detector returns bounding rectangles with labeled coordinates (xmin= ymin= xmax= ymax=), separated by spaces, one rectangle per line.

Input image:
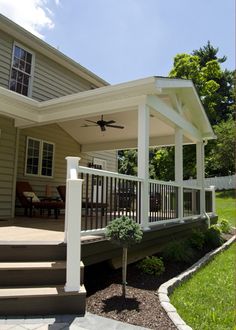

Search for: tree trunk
xmin=122 ymin=247 xmax=128 ymax=297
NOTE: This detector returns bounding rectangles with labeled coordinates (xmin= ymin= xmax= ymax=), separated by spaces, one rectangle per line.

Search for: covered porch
xmin=0 ymin=76 xmax=216 ymax=292
xmin=1 ymin=76 xmax=216 ymax=229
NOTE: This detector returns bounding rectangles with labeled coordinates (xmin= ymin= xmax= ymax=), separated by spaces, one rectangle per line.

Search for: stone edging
xmin=157 ymin=235 xmax=236 ymax=330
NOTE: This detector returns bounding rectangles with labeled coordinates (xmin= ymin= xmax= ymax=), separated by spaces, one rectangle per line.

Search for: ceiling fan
xmin=81 ymin=115 xmax=124 ymax=132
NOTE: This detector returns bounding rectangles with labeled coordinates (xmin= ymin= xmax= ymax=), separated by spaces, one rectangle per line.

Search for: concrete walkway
xmin=0 ymin=312 xmax=149 ymax=329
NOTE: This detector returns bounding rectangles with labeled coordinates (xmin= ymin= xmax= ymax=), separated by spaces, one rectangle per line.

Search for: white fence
xmin=184 ymin=175 xmax=236 ymax=191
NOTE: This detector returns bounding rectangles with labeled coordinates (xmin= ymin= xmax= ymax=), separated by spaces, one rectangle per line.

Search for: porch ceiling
xmin=58 ymin=109 xmax=181 ymax=151
xmin=0 ymin=76 xmax=215 ymax=151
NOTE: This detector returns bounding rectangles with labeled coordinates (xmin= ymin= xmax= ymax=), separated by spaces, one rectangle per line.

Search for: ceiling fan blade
xmin=106 ymin=124 xmax=124 ymax=129
xmin=85 ymin=119 xmax=97 ymax=124
xmin=81 ymin=124 xmax=98 ymax=127
xmin=105 ymin=120 xmax=116 ymax=125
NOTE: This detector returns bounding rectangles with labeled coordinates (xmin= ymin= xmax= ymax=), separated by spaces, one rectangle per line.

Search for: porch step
xmin=0 ymin=260 xmax=84 ymax=286
xmin=0 ymin=243 xmax=66 ymax=262
xmin=0 ymin=285 xmax=86 ymax=315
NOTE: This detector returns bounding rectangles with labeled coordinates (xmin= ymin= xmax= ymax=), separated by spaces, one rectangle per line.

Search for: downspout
xmin=11 ymin=127 xmax=20 ymax=218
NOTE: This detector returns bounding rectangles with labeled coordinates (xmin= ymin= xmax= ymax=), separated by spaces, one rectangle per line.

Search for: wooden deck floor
xmin=0 ymin=216 xmax=104 ymax=243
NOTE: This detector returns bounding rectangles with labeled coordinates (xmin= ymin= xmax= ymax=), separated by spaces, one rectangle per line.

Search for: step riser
xmin=0 ymin=244 xmax=66 ymax=262
xmin=0 ymin=268 xmax=84 ymax=286
xmin=0 ymin=294 xmax=86 ymax=316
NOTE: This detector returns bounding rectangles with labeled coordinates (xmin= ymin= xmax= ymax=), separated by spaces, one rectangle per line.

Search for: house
xmin=0 ymin=14 xmax=217 ymax=315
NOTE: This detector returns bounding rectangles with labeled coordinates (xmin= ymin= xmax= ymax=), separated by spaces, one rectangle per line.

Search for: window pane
xmin=16 ymin=83 xmax=22 ymax=93
xmin=41 ymin=142 xmax=54 ymax=177
xmin=9 ymin=80 xmax=16 ymax=91
xmin=26 ymin=138 xmax=40 ymax=175
xmin=22 ymin=85 xmax=28 ymax=96
xmin=14 ymin=46 xmax=21 ymax=58
xmin=26 ymin=52 xmax=32 ymax=63
xmin=20 ymin=49 xmax=26 ymax=61
xmin=11 ymin=45 xmax=32 ymax=96
xmin=18 ymin=72 xmax=23 ymax=83
xmin=13 ymin=57 xmax=20 ymax=69
xmin=25 ymin=63 xmax=31 ymax=74
xmin=11 ymin=68 xmax=17 ymax=80
xmin=19 ymin=59 xmax=25 ymax=71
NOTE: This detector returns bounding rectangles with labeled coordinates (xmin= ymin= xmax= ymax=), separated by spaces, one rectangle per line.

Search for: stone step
xmin=0 ymin=260 xmax=84 ymax=286
xmin=0 ymin=285 xmax=86 ymax=315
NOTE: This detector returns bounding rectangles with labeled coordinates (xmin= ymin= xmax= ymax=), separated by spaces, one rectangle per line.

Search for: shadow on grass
xmin=216 ymin=189 xmax=235 ymax=199
xmin=102 ymin=295 xmax=140 ymax=313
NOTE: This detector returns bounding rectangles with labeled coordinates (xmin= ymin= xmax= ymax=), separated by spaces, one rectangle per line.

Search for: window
xmin=9 ymin=44 xmax=34 ymax=96
xmin=25 ymin=137 xmax=54 ymax=177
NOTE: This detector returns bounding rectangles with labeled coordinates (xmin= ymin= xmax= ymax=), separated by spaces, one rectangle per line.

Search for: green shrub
xmin=204 ymin=225 xmax=224 ymax=248
xmin=105 ymin=216 xmax=143 ymax=247
xmin=189 ymin=229 xmax=205 ymax=250
xmin=163 ymin=239 xmax=195 ymax=263
xmin=137 ymin=256 xmax=165 ymax=276
xmin=219 ymin=218 xmax=231 ymax=233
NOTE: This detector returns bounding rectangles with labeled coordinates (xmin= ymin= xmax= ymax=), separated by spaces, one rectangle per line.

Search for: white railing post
xmin=64 ymin=156 xmax=82 ymax=292
xmin=210 ymin=185 xmax=216 ymax=214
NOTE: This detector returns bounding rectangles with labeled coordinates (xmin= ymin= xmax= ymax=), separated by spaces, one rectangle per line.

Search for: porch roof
xmin=0 ymin=76 xmax=215 ymax=151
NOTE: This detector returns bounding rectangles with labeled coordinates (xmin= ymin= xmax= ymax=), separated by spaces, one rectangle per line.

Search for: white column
xmin=138 ymin=103 xmax=150 ymax=229
xmin=175 ymin=128 xmax=183 ymax=219
xmin=196 ymin=142 xmax=205 ymax=216
xmin=64 ymin=156 xmax=82 ymax=292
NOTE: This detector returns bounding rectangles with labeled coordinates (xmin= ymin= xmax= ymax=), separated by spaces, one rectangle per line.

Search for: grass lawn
xmin=170 ymin=243 xmax=235 ymax=330
xmin=216 ymin=189 xmax=235 ymax=227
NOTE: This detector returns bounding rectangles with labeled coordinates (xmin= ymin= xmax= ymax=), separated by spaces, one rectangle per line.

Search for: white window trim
xmin=24 ymin=137 xmax=55 ymax=178
xmin=9 ymin=41 xmax=35 ymax=98
xmin=93 ymin=158 xmax=107 ymax=170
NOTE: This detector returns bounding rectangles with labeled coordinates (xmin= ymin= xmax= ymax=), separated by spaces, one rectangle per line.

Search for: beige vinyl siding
xmin=32 ymin=54 xmax=93 ymax=101
xmin=0 ymin=30 xmax=12 ymax=89
xmin=17 ymin=124 xmax=117 ymax=205
xmin=0 ymin=30 xmax=95 ymax=101
xmin=0 ymin=116 xmax=17 ymax=218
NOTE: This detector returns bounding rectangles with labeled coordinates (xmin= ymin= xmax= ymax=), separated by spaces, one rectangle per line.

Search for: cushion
xmin=23 ymin=191 xmax=40 ymax=203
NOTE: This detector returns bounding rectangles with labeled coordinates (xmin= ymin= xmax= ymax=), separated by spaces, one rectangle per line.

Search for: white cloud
xmin=0 ymin=0 xmax=58 ymax=39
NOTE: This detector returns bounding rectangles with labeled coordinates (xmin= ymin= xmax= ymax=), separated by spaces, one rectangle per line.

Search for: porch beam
xmin=146 ymin=95 xmax=202 ymax=142
xmin=80 ymin=135 xmax=194 ymax=152
xmin=138 ymin=102 xmax=150 ymax=229
xmin=175 ymin=128 xmax=183 ymax=219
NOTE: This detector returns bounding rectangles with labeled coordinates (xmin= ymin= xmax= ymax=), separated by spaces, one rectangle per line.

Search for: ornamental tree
xmin=105 ymin=216 xmax=143 ymax=297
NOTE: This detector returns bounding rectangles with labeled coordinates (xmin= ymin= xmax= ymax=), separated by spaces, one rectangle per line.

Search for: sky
xmin=0 ymin=0 xmax=234 ymax=84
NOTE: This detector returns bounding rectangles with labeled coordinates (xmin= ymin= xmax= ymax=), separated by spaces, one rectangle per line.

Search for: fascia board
xmin=38 ymin=77 xmax=158 ymax=111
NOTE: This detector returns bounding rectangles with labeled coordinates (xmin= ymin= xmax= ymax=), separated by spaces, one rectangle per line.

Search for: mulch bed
xmin=85 ymin=231 xmax=235 ymax=329
xmin=85 ymin=258 xmax=190 ymax=329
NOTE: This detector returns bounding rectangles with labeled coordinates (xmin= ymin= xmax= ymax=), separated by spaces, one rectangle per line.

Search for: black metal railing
xmin=78 ymin=167 xmax=142 ymax=231
xmin=149 ymin=181 xmax=178 ymax=222
xmin=183 ymin=187 xmax=200 ymax=217
xmin=205 ymin=190 xmax=213 ymax=213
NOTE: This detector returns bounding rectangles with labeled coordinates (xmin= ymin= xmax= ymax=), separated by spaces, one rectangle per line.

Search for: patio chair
xmin=16 ymin=181 xmax=65 ymax=219
xmin=57 ymin=185 xmax=107 ymax=215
